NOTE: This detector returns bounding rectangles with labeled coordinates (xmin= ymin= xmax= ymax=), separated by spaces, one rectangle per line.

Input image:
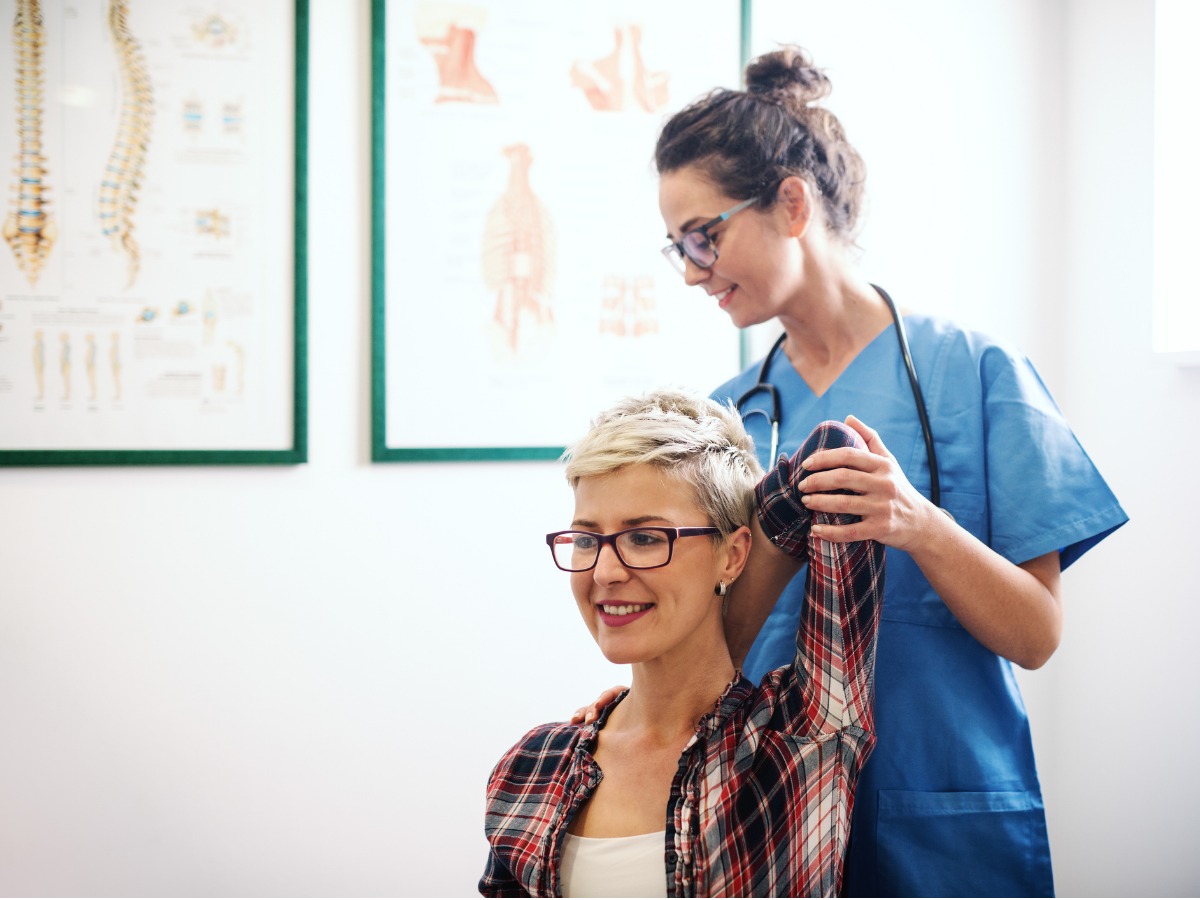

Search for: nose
xmin=592 ymin=542 xmax=630 ymax=585
xmin=682 ymin=256 xmax=710 ymax=287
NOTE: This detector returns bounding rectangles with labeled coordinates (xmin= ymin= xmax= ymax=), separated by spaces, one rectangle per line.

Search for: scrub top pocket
xmin=875 ymin=789 xmax=1053 ymax=897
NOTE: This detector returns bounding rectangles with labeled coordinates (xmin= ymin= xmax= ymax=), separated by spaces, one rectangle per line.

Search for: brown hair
xmin=655 ymin=46 xmax=866 ymax=240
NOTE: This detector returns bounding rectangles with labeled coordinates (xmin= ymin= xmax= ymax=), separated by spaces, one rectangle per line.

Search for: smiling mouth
xmin=598 ymin=603 xmax=654 ymax=616
xmin=713 ymin=286 xmax=737 ymax=306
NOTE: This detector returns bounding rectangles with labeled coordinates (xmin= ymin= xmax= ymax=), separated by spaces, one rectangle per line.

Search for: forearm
xmin=729 ymin=420 xmax=876 ymax=673
xmin=906 ymin=504 xmax=1062 ymax=669
xmin=805 ymin=512 xmax=886 ymax=734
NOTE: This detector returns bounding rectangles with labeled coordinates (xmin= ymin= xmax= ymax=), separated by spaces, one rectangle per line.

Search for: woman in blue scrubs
xmin=655 ymin=47 xmax=1128 ymax=896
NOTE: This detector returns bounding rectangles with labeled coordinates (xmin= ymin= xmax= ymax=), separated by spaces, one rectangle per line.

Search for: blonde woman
xmin=481 ymin=390 xmax=884 ymax=897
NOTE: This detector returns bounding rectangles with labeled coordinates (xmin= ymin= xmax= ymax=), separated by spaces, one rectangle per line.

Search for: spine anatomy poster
xmin=0 ymin=0 xmax=299 ymax=456
xmin=378 ymin=0 xmax=741 ymax=457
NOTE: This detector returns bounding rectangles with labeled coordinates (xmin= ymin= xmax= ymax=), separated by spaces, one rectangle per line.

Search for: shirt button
xmin=666 ymin=850 xmax=678 ymax=864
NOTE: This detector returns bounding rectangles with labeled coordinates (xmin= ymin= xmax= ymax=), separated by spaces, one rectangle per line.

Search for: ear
xmin=720 ymin=525 xmax=753 ymax=585
xmin=777 ymin=175 xmax=814 ymax=238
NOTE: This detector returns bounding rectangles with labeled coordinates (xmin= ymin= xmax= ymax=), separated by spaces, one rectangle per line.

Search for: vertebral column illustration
xmin=3 ymin=0 xmax=57 ymax=286
xmin=98 ymin=0 xmax=153 ymax=287
xmin=481 ymin=144 xmax=555 ymax=353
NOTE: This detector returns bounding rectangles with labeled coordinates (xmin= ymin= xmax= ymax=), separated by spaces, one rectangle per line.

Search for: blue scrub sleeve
xmin=979 ymin=344 xmax=1126 ymax=569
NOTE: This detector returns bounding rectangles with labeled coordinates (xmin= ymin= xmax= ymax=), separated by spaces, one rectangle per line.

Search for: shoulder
xmin=488 ymin=721 xmax=582 ymax=791
xmin=901 ymin=317 xmax=1126 ymax=565
xmin=902 ymin=314 xmax=1017 ymax=365
xmin=483 ymin=722 xmax=583 ymax=896
xmin=903 ymin=314 xmax=1051 ymax=401
xmin=905 ymin=314 xmax=1034 ymax=364
xmin=711 ymin=356 xmax=765 ymax=405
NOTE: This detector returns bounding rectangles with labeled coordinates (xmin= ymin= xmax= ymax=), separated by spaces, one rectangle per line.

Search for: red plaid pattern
xmin=482 ymin=421 xmax=885 ymax=897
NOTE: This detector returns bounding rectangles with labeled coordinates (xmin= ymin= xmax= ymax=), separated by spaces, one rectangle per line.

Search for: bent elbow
xmin=1014 ymin=620 xmax=1062 ymax=671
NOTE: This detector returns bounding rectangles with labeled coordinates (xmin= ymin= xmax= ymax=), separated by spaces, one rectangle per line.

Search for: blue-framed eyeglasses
xmin=661 ymin=196 xmax=760 ymax=275
xmin=545 ymin=526 xmax=720 ymax=573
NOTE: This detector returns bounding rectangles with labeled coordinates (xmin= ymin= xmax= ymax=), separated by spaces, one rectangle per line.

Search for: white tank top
xmin=559 ymin=830 xmax=667 ymax=897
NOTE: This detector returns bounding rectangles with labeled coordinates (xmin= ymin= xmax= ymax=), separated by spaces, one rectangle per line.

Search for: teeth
xmin=715 ymin=287 xmax=734 ymax=300
xmin=600 ymin=604 xmax=650 ymax=616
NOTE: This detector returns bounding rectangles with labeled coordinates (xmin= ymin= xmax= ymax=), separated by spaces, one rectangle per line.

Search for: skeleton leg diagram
xmin=227 ymin=339 xmax=244 ymax=393
xmin=85 ymin=332 xmax=97 ymax=400
xmin=32 ymin=327 xmax=44 ymax=400
xmin=480 ymin=143 xmax=556 ymax=355
xmin=109 ymin=331 xmax=121 ymax=401
xmin=3 ymin=0 xmax=57 ymax=287
xmin=98 ymin=0 xmax=154 ymax=288
xmin=58 ymin=330 xmax=70 ymax=400
xmin=570 ymin=24 xmax=669 ymax=113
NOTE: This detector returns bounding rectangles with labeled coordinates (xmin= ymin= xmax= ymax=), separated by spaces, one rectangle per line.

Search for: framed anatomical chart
xmin=372 ymin=0 xmax=746 ymax=461
xmin=0 ymin=0 xmax=307 ymax=465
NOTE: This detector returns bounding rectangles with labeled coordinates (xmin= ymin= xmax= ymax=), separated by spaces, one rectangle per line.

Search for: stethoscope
xmin=735 ymin=283 xmax=942 ymax=508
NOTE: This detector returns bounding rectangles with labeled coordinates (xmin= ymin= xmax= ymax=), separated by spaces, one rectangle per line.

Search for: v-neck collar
xmin=768 ymin=320 xmax=898 ymax=401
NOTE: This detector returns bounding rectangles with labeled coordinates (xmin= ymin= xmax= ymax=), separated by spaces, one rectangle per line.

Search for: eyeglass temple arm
xmin=716 ymin=196 xmax=759 ymax=222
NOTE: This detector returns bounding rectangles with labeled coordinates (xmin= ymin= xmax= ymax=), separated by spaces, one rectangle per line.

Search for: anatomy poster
xmin=374 ymin=0 xmax=742 ymax=460
xmin=0 ymin=0 xmax=303 ymax=462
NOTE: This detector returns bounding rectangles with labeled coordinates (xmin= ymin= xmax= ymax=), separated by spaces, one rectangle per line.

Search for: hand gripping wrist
xmin=754 ymin=420 xmax=865 ymax=559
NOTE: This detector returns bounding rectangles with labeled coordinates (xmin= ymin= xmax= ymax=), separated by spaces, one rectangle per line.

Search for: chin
xmin=726 ymin=307 xmax=767 ymax=330
xmin=595 ymin=637 xmax=653 ymax=666
xmin=597 ymin=645 xmax=641 ymax=666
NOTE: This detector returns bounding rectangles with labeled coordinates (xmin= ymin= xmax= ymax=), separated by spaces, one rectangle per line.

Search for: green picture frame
xmin=371 ymin=0 xmax=748 ymax=462
xmin=0 ymin=0 xmax=308 ymax=466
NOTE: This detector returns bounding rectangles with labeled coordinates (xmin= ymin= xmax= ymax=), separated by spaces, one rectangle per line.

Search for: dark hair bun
xmin=656 ymin=44 xmax=865 ymax=240
xmin=745 ymin=46 xmax=831 ymax=106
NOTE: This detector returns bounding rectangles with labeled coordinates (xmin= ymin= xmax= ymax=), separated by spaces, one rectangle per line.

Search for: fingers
xmin=802 ymin=419 xmax=895 ymax=474
xmin=798 ymin=468 xmax=863 ymax=495
xmin=845 ymin=415 xmax=893 ymax=459
xmin=570 ymin=685 xmax=628 ymax=725
xmin=809 ymin=520 xmax=870 ymax=543
xmin=800 ymin=446 xmax=877 ymax=475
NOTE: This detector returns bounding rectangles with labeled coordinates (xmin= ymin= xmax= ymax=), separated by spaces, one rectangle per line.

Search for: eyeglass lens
xmin=681 ymin=230 xmax=717 ymax=267
xmin=664 ymin=231 xmax=717 ymax=274
xmin=550 ymin=529 xmax=672 ymax=571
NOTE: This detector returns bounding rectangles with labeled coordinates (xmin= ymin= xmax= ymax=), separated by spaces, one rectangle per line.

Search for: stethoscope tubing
xmin=735 ymin=284 xmax=942 ymax=508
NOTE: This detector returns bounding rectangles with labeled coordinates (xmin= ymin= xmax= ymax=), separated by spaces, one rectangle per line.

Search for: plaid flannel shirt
xmin=482 ymin=422 xmax=885 ymax=897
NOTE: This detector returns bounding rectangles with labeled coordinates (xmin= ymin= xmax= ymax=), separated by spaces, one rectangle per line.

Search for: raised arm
xmin=723 ymin=515 xmax=805 ymax=669
xmin=753 ymin=421 xmax=886 ymax=735
xmin=794 ymin=415 xmax=1061 ymax=669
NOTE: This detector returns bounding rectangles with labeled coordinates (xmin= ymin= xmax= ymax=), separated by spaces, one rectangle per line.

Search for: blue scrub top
xmin=713 ymin=315 xmax=1127 ymax=898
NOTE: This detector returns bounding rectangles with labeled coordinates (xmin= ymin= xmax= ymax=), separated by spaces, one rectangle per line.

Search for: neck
xmin=773 ymin=239 xmax=892 ymax=381
xmin=613 ymin=629 xmax=736 ymax=744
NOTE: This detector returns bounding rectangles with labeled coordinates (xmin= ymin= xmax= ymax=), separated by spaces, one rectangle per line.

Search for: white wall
xmin=1 ymin=0 xmax=1195 ymax=896
xmin=1047 ymin=0 xmax=1200 ymax=894
xmin=1 ymin=2 xmax=609 ymax=895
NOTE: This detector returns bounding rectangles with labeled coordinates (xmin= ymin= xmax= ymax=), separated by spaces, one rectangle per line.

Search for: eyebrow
xmin=570 ymin=515 xmax=672 ymax=529
xmin=665 ymin=213 xmax=721 ymax=242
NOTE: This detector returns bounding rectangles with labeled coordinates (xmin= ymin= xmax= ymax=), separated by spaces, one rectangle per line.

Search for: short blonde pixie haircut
xmin=563 ymin=388 xmax=764 ymax=536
